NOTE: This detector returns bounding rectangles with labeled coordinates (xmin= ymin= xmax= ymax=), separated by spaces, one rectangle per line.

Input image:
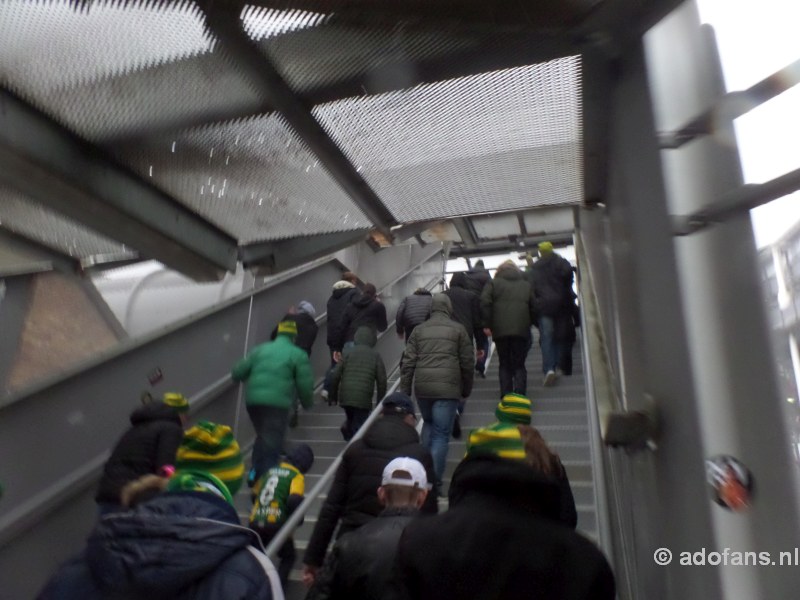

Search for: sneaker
xmin=452 ymin=415 xmax=462 ymax=439
xmin=321 ymin=389 xmax=329 ymax=400
xmin=247 ymin=468 xmax=258 ymax=488
xmin=543 ymin=370 xmax=557 ymax=387
xmin=289 ymin=411 xmax=299 ymax=428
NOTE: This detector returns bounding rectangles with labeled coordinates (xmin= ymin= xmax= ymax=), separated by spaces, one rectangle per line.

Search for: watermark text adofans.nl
xmin=653 ymin=547 xmax=800 ymax=567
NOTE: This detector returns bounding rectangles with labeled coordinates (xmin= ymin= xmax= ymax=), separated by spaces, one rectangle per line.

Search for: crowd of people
xmin=37 ymin=247 xmax=611 ymax=599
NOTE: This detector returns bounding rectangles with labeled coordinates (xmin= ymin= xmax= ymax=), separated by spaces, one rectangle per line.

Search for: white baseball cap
xmin=381 ymin=457 xmax=430 ymax=490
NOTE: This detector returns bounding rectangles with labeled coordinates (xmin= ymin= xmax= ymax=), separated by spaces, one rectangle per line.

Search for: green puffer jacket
xmin=231 ymin=334 xmax=314 ymax=410
xmin=330 ymin=326 xmax=387 ymax=410
xmin=481 ymin=262 xmax=537 ymax=339
xmin=400 ymin=294 xmax=474 ymax=400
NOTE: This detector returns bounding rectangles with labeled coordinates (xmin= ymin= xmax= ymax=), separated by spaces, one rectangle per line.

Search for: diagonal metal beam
xmin=0 ymin=229 xmax=79 ymax=277
xmin=0 ymin=90 xmax=238 ymax=282
xmin=202 ymin=5 xmax=396 ymax=239
xmin=239 ymin=229 xmax=370 ymax=274
xmin=448 ymin=230 xmax=575 ymax=258
xmin=452 ymin=218 xmax=479 ymax=249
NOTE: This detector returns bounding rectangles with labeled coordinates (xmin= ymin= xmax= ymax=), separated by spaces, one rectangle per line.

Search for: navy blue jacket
xmin=38 ymin=492 xmax=275 ymax=600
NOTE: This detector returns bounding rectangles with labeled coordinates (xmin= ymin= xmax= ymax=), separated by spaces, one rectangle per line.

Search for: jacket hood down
xmin=86 ymin=493 xmax=260 ymax=597
xmin=353 ymin=325 xmax=377 ymax=347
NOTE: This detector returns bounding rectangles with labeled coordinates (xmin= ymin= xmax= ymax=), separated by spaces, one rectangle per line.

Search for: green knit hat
xmin=163 ymin=392 xmax=190 ymax=414
xmin=165 ymin=470 xmax=234 ymax=505
xmin=277 ymin=320 xmax=298 ymax=336
xmin=495 ymin=393 xmax=532 ymax=424
xmin=175 ymin=421 xmax=244 ymax=498
xmin=466 ymin=422 xmax=525 ymax=461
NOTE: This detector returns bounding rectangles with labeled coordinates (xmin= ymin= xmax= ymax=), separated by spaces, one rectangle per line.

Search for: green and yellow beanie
xmin=175 ymin=421 xmax=244 ymax=498
xmin=466 ymin=422 xmax=525 ymax=461
xmin=277 ymin=320 xmax=298 ymax=336
xmin=495 ymin=393 xmax=532 ymax=424
xmin=163 ymin=392 xmax=190 ymax=414
xmin=165 ymin=470 xmax=234 ymax=505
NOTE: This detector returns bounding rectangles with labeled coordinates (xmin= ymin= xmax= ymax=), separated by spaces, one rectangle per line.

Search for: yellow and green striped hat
xmin=175 ymin=421 xmax=244 ymax=498
xmin=277 ymin=319 xmax=298 ymax=336
xmin=495 ymin=393 xmax=532 ymax=424
xmin=466 ymin=422 xmax=526 ymax=461
xmin=163 ymin=392 xmax=190 ymax=414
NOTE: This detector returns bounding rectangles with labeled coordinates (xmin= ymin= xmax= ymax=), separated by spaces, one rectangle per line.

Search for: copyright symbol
xmin=654 ymin=548 xmax=672 ymax=566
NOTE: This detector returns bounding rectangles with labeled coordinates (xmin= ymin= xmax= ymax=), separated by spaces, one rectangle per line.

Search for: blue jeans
xmin=417 ymin=397 xmax=459 ymax=485
xmin=247 ymin=404 xmax=289 ymax=478
xmin=538 ymin=316 xmax=560 ymax=374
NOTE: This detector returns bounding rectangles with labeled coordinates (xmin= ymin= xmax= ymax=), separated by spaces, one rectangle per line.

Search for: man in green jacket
xmin=481 ymin=260 xmax=538 ymax=399
xmin=400 ymin=294 xmax=474 ymax=492
xmin=232 ymin=319 xmax=314 ymax=485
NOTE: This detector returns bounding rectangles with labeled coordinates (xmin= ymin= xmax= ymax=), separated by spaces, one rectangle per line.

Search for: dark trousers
xmin=495 ymin=336 xmax=529 ymax=398
xmin=323 ymin=348 xmax=337 ymax=393
xmin=341 ymin=406 xmax=370 ymax=441
xmin=246 ymin=404 xmax=289 ymax=479
xmin=475 ymin=337 xmax=490 ymax=373
xmin=255 ymin=526 xmax=296 ymax=588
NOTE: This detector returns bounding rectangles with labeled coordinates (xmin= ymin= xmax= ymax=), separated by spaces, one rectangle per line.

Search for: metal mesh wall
xmin=113 ymin=115 xmax=371 ymax=243
xmin=314 ymin=57 xmax=583 ymax=221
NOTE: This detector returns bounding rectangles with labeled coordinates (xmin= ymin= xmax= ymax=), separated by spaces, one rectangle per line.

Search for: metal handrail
xmin=264 ymin=377 xmax=403 ymax=558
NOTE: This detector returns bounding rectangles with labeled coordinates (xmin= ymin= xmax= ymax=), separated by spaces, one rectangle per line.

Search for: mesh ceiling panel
xmin=113 ymin=115 xmax=371 ymax=243
xmin=314 ymin=57 xmax=582 ymax=222
xmin=0 ymin=188 xmax=134 ymax=260
xmin=0 ymin=1 xmax=322 ymax=142
xmin=472 ymin=214 xmax=522 ymax=240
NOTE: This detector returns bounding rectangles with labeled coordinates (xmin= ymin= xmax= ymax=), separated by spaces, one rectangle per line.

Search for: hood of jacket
xmin=448 ymin=455 xmax=561 ymax=521
xmin=86 ymin=492 xmax=258 ymax=597
xmin=429 ymin=293 xmax=453 ymax=317
xmin=495 ymin=262 xmax=524 ymax=281
xmin=449 ymin=272 xmax=469 ymax=289
xmin=353 ymin=293 xmax=376 ymax=308
xmin=353 ymin=325 xmax=377 ymax=347
xmin=362 ymin=416 xmax=419 ymax=450
xmin=333 ymin=280 xmax=356 ymax=291
xmin=129 ymin=402 xmax=182 ymax=427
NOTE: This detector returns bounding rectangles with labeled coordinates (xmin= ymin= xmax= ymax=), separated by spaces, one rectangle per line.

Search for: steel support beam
xmin=239 ymin=229 xmax=370 ymax=274
xmin=203 ymin=6 xmax=396 ymax=239
xmin=0 ymin=229 xmax=79 ymax=277
xmin=0 ymin=91 xmax=238 ymax=282
xmin=659 ymin=57 xmax=800 ymax=149
xmin=452 ymin=218 xmax=479 ymax=249
xmin=448 ymin=230 xmax=574 ymax=258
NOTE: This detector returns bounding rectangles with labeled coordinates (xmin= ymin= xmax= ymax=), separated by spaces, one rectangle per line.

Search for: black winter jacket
xmin=400 ymin=295 xmax=474 ymax=400
xmin=39 ymin=492 xmax=276 ymax=600
xmin=306 ymin=507 xmax=418 ymax=600
xmin=330 ymin=326 xmax=387 ymax=410
xmin=445 ymin=273 xmax=488 ymax=349
xmin=388 ymin=456 xmax=615 ymax=600
xmin=303 ymin=417 xmax=436 ymax=567
xmin=528 ymin=252 xmax=575 ymax=317
xmin=463 ymin=266 xmax=491 ymax=295
xmin=96 ymin=403 xmax=184 ymax=504
xmin=395 ymin=290 xmax=433 ymax=339
xmin=327 ymin=284 xmax=361 ymax=348
xmin=335 ymin=295 xmax=388 ymax=351
xmin=271 ymin=311 xmax=319 ymax=356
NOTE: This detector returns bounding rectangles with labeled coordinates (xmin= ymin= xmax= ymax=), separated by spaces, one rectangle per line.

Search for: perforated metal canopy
xmin=0 ymin=0 xmax=683 ymax=279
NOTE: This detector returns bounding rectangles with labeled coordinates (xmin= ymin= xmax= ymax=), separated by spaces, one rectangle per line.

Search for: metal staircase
xmin=235 ymin=334 xmax=599 ymax=599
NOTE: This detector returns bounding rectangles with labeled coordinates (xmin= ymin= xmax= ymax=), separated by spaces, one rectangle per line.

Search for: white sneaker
xmin=543 ymin=370 xmax=557 ymax=387
xmin=321 ymin=389 xmax=329 ymax=399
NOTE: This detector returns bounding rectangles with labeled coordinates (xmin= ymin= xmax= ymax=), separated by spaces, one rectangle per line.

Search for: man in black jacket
xmin=302 ymin=392 xmax=437 ymax=588
xmin=95 ymin=392 xmax=189 ymax=514
xmin=306 ymin=457 xmax=430 ymax=600
xmin=324 ymin=272 xmax=361 ymax=399
xmin=334 ymin=283 xmax=388 ymax=358
xmin=395 ymin=288 xmax=433 ymax=341
xmin=463 ymin=260 xmax=492 ymax=375
xmin=388 ymin=454 xmax=615 ymax=600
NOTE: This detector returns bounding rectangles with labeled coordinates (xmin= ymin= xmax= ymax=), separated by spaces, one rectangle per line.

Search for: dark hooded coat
xmin=400 ymin=294 xmax=474 ymax=400
xmin=480 ymin=262 xmax=537 ymax=339
xmin=39 ymin=492 xmax=275 ymax=600
xmin=96 ymin=403 xmax=184 ymax=504
xmin=327 ymin=283 xmax=361 ymax=348
xmin=303 ymin=417 xmax=437 ymax=568
xmin=388 ymin=456 xmax=615 ymax=600
xmin=395 ymin=289 xmax=433 ymax=339
xmin=330 ymin=326 xmax=387 ymax=410
xmin=335 ymin=293 xmax=388 ymax=351
xmin=445 ymin=272 xmax=488 ymax=349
